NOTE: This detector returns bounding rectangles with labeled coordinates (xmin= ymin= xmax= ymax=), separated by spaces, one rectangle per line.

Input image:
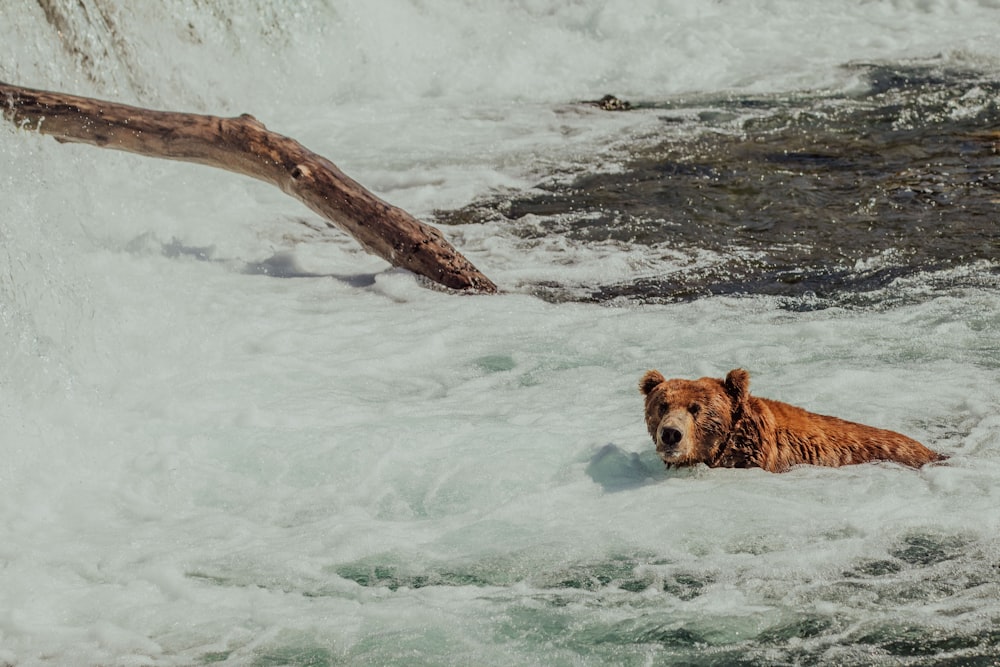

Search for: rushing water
xmin=446 ymin=62 xmax=1000 ymax=307
xmin=3 ymin=2 xmax=1000 ymax=665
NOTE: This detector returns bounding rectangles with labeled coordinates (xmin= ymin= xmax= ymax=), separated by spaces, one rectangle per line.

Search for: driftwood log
xmin=0 ymin=81 xmax=496 ymax=293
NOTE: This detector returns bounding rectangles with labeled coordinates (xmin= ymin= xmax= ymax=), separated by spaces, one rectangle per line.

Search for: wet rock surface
xmin=438 ymin=63 xmax=1000 ymax=306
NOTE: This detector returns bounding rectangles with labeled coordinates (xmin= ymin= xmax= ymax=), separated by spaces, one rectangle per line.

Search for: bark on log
xmin=0 ymin=81 xmax=497 ymax=293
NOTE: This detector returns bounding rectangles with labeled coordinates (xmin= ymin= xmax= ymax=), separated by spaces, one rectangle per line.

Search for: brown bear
xmin=639 ymin=368 xmax=945 ymax=472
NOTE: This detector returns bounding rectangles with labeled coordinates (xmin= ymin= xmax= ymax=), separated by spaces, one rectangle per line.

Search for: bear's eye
xmin=688 ymin=403 xmax=701 ymax=416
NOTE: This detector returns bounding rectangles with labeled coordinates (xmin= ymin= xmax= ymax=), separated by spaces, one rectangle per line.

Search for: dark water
xmin=439 ymin=63 xmax=1000 ymax=308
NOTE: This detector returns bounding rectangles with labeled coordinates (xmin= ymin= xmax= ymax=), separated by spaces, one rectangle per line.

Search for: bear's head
xmin=639 ymin=368 xmax=750 ymax=467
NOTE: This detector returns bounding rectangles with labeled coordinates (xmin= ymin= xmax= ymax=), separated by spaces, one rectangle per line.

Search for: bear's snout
xmin=655 ymin=418 xmax=691 ymax=463
xmin=658 ymin=425 xmax=683 ymax=451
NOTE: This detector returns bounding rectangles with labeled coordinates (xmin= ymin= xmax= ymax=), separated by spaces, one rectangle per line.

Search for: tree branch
xmin=0 ymin=81 xmax=497 ymax=293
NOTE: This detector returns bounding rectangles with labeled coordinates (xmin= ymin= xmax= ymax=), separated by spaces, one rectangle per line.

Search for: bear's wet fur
xmin=640 ymin=368 xmax=945 ymax=472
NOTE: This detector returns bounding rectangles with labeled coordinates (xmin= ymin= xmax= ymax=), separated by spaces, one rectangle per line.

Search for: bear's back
xmin=750 ymin=396 xmax=940 ymax=471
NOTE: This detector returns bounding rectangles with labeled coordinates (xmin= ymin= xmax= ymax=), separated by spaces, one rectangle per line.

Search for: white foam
xmin=3 ymin=1 xmax=1000 ymax=663
xmin=6 ymin=1 xmax=1000 ymax=212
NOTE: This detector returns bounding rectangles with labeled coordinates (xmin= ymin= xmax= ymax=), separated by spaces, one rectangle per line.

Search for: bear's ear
xmin=639 ymin=370 xmax=666 ymax=395
xmin=724 ymin=368 xmax=750 ymax=402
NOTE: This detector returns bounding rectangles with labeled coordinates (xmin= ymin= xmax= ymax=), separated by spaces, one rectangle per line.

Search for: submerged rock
xmin=440 ymin=63 xmax=1000 ymax=307
xmin=584 ymin=94 xmax=633 ymax=111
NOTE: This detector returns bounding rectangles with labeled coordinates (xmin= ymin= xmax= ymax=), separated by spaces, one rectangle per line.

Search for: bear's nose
xmin=658 ymin=426 xmax=683 ymax=449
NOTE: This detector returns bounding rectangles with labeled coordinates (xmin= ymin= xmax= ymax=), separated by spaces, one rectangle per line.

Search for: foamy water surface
xmin=2 ymin=1 xmax=1000 ymax=664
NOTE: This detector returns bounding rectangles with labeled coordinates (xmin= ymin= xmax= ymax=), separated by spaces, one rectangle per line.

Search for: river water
xmin=2 ymin=2 xmax=1000 ymax=665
